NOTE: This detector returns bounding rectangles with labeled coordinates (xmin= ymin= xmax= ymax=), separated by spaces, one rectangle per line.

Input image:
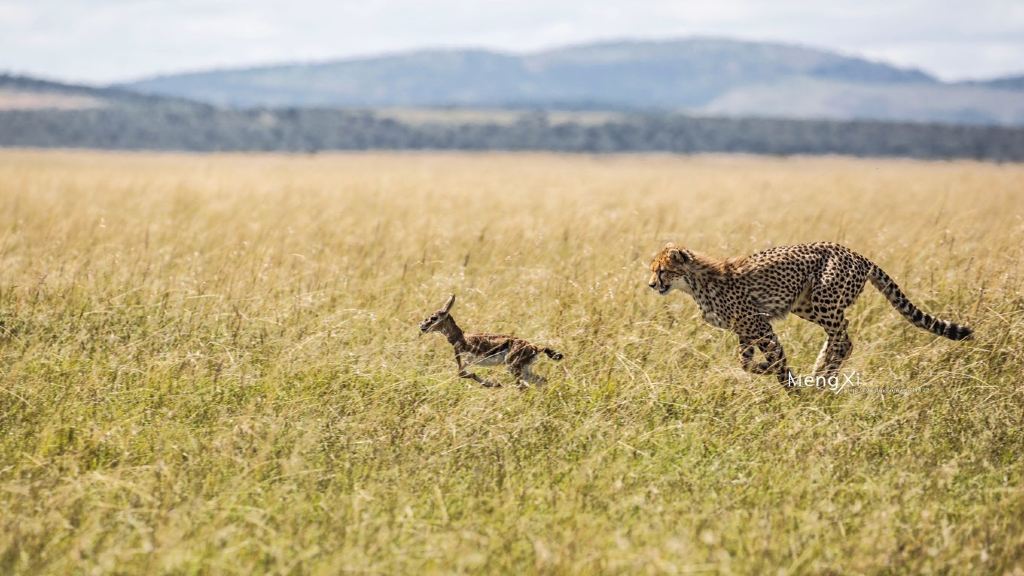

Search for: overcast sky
xmin=1 ymin=0 xmax=1022 ymax=84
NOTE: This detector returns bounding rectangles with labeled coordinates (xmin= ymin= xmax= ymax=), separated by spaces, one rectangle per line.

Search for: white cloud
xmin=0 ymin=0 xmax=1021 ymax=83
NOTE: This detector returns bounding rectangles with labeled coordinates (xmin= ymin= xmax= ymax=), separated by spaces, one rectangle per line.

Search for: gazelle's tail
xmin=543 ymin=348 xmax=564 ymax=361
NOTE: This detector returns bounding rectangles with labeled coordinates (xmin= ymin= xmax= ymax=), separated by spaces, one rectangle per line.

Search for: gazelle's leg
xmin=522 ymin=364 xmax=547 ymax=386
xmin=463 ymin=371 xmax=500 ymax=388
xmin=507 ymin=355 xmax=547 ymax=388
xmin=456 ymin=353 xmax=499 ymax=387
xmin=507 ymin=364 xmax=529 ymax=389
xmin=503 ymin=344 xmax=535 ymax=389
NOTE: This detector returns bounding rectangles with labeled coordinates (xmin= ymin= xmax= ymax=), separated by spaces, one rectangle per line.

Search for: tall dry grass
xmin=0 ymin=150 xmax=1022 ymax=574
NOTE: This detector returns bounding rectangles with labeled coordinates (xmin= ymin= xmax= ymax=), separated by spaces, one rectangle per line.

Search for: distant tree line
xmin=2 ymin=104 xmax=1023 ymax=161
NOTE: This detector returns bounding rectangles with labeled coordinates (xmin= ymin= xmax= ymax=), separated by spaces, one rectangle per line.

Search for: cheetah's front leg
xmin=757 ymin=334 xmax=794 ymax=387
xmin=738 ymin=337 xmax=767 ymax=374
xmin=738 ymin=323 xmax=794 ymax=387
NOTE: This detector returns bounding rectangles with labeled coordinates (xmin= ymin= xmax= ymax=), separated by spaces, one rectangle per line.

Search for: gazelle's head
xmin=420 ymin=294 xmax=456 ymax=334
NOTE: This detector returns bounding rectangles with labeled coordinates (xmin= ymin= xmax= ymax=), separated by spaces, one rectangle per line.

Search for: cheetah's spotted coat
xmin=648 ymin=242 xmax=972 ymax=387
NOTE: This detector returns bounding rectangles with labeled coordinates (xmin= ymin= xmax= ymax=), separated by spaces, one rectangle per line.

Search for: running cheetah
xmin=419 ymin=294 xmax=563 ymax=388
xmin=648 ymin=242 xmax=972 ymax=387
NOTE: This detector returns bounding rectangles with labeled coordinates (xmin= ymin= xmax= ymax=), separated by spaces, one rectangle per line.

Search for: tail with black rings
xmin=867 ymin=263 xmax=973 ymax=340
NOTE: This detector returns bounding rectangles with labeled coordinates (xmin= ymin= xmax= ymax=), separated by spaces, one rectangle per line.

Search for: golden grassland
xmin=0 ymin=150 xmax=1022 ymax=574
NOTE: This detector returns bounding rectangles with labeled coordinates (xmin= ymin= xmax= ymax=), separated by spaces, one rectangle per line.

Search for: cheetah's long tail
xmin=542 ymin=348 xmax=564 ymax=361
xmin=867 ymin=263 xmax=973 ymax=340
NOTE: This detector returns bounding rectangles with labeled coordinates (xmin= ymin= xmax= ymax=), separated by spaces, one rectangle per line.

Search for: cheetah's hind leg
xmin=814 ymin=317 xmax=853 ymax=381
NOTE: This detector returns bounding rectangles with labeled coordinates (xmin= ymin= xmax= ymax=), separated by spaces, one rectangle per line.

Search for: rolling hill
xmin=0 ymin=74 xmax=182 ymax=111
xmin=119 ymin=38 xmax=1024 ymax=126
xmin=4 ymin=70 xmax=1024 ymax=161
xmin=960 ymin=75 xmax=1024 ymax=91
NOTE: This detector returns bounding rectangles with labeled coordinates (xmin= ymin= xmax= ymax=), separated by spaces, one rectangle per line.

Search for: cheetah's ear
xmin=442 ymin=293 xmax=456 ymax=314
xmin=668 ymin=247 xmax=690 ymax=265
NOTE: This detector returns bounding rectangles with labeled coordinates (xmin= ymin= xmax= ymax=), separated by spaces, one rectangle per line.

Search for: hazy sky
xmin=1 ymin=0 xmax=1022 ymax=84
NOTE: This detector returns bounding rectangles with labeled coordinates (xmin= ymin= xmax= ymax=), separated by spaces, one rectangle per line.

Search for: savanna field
xmin=1 ymin=150 xmax=1023 ymax=575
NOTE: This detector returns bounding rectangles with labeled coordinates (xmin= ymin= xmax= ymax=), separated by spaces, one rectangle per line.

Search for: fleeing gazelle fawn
xmin=419 ymin=294 xmax=563 ymax=388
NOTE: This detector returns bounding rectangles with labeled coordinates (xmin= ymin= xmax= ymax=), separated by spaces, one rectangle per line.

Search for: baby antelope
xmin=419 ymin=294 xmax=563 ymax=388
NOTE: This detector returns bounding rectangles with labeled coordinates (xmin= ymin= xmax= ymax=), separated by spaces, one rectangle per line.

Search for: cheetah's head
xmin=648 ymin=243 xmax=692 ymax=295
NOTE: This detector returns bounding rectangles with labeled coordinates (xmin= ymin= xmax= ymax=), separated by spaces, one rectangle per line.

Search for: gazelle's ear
xmin=442 ymin=294 xmax=456 ymax=314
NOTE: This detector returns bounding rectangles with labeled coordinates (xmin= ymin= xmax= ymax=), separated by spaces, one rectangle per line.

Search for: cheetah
xmin=648 ymin=242 xmax=972 ymax=387
xmin=419 ymin=294 xmax=563 ymax=388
